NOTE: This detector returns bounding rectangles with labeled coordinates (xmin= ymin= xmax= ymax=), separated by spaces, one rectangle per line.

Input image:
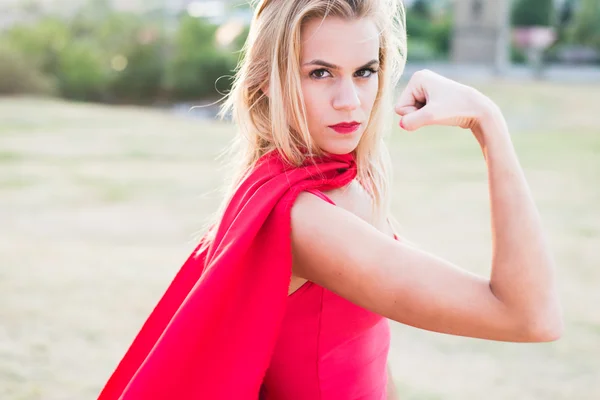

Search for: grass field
xmin=1 ymin=79 xmax=599 ymax=400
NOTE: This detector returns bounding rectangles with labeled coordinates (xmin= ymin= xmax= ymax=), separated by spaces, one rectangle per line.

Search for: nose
xmin=332 ymin=78 xmax=361 ymax=111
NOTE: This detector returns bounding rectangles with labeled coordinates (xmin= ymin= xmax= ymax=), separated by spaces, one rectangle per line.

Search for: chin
xmin=319 ymin=142 xmax=359 ymax=155
xmin=317 ymin=135 xmax=361 ymax=156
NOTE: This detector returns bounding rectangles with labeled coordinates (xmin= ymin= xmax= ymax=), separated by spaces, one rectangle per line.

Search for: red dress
xmin=261 ymin=189 xmax=391 ymax=400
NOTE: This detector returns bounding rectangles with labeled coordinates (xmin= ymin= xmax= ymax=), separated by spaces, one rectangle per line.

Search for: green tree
xmin=88 ymin=12 xmax=168 ymax=103
xmin=511 ymin=0 xmax=555 ymax=27
xmin=429 ymin=13 xmax=452 ymax=56
xmin=411 ymin=0 xmax=432 ymax=19
xmin=556 ymin=0 xmax=576 ymax=41
xmin=404 ymin=1 xmax=451 ymax=60
xmin=5 ymin=17 xmax=71 ymax=76
xmin=0 ymin=40 xmax=55 ymax=95
xmin=107 ymin=25 xmax=167 ymax=103
xmin=568 ymin=0 xmax=600 ymax=49
xmin=165 ymin=16 xmax=237 ymax=100
xmin=55 ymin=39 xmax=108 ymax=101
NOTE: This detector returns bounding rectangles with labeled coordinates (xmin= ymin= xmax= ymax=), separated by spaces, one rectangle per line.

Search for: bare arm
xmin=291 ymin=73 xmax=562 ymax=343
xmin=475 ymin=105 xmax=562 ymax=339
xmin=291 ymin=190 xmax=559 ymax=342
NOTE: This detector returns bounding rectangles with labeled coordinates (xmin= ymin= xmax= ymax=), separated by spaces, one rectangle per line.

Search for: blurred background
xmin=0 ymin=0 xmax=598 ymax=399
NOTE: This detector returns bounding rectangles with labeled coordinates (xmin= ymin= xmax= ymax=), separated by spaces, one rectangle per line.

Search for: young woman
xmin=99 ymin=1 xmax=562 ymax=399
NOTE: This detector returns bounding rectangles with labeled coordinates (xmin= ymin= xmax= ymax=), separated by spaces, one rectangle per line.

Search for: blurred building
xmin=451 ymin=0 xmax=510 ymax=71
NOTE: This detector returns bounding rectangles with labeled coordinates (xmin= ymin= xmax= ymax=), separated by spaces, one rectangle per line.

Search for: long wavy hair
xmin=198 ymin=0 xmax=407 ymax=249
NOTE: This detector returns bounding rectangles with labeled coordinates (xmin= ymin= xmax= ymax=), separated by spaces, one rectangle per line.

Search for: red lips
xmin=328 ymin=121 xmax=361 ymax=134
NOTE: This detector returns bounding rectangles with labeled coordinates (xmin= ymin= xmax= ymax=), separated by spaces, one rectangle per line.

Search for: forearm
xmin=475 ymin=107 xmax=562 ymax=338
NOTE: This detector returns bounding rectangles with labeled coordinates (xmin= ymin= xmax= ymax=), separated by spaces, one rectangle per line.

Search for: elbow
xmin=523 ymin=309 xmax=564 ymax=343
xmin=526 ymin=321 xmax=563 ymax=342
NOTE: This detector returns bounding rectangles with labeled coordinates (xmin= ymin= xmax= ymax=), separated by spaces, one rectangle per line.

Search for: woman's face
xmin=299 ymin=17 xmax=380 ymax=155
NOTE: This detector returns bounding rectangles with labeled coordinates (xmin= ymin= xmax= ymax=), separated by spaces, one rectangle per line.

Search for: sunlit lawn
xmin=1 ymin=79 xmax=598 ymax=400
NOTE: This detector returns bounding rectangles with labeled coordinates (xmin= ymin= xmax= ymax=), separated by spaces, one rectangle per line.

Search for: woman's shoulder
xmin=310 ymin=180 xmax=391 ymax=234
xmin=291 ymin=181 xmax=396 ymax=258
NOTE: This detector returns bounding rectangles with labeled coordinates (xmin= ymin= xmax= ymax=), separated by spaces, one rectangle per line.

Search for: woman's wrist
xmin=470 ymin=91 xmax=513 ymax=154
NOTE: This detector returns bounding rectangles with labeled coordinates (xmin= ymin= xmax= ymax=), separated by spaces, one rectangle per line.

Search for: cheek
xmin=361 ymin=78 xmax=379 ymax=111
xmin=302 ymin=84 xmax=328 ymax=125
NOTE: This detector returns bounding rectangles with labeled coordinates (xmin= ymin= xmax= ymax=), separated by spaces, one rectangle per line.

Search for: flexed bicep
xmin=290 ymin=191 xmax=548 ymax=343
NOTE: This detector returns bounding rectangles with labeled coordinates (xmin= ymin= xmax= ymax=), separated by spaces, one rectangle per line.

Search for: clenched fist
xmin=394 ymin=70 xmax=501 ymax=137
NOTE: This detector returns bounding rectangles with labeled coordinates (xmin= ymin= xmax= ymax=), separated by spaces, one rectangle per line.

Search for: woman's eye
xmin=310 ymin=69 xmax=331 ymax=79
xmin=309 ymin=68 xmax=378 ymax=80
xmin=355 ymin=68 xmax=378 ymax=78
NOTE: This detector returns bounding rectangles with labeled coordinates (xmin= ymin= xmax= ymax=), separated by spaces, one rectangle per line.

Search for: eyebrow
xmin=302 ymin=59 xmax=379 ymax=70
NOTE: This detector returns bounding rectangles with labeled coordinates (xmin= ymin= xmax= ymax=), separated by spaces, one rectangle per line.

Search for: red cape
xmin=98 ymin=150 xmax=357 ymax=399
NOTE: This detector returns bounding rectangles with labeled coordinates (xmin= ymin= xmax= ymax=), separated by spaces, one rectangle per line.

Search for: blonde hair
xmin=198 ymin=0 xmax=407 ymax=249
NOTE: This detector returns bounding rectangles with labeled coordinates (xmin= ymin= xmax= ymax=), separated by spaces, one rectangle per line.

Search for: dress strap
xmin=304 ymin=188 xmax=336 ymax=205
xmin=306 ymin=189 xmax=400 ymax=242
